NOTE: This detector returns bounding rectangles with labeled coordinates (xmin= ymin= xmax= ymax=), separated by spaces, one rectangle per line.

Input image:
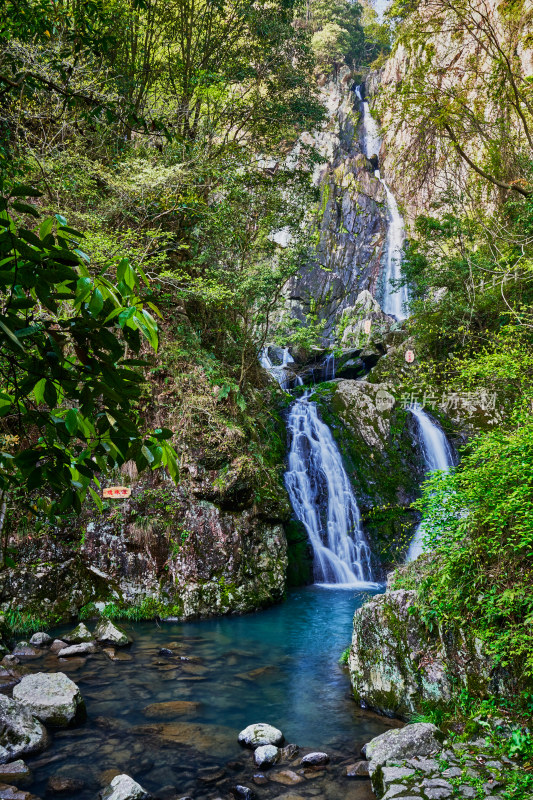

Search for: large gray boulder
xmin=349 ymin=589 xmax=500 ymax=717
xmin=0 ymin=695 xmax=49 ymax=763
xmin=238 ymin=723 xmax=284 ymax=749
xmin=101 ymin=774 xmax=149 ymax=800
xmin=13 ymin=673 xmax=85 ymax=727
xmin=365 ymin=724 xmax=444 ymax=777
xmin=94 ymin=620 xmax=130 ymax=647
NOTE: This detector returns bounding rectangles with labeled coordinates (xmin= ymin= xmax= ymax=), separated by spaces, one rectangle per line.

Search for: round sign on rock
xmin=405 ymin=349 xmax=415 ymax=364
xmin=363 ymin=319 xmax=372 ymax=334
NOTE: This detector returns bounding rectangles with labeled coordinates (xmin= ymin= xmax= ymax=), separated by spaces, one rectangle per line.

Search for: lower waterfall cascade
xmin=284 ymin=390 xmax=376 ymax=588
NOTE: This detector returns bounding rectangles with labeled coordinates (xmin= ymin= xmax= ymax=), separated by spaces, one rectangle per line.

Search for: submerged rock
xmin=94 ymin=620 xmax=131 ymax=647
xmin=238 ymin=724 xmax=284 ymax=749
xmin=142 ymin=701 xmax=201 ymax=719
xmin=254 ymin=745 xmax=279 ymax=768
xmin=13 ymin=672 xmax=85 ymax=727
xmin=64 ymin=623 xmax=93 ymax=644
xmin=100 ymin=774 xmax=149 ymax=800
xmin=0 ymin=695 xmax=49 ymax=764
xmin=47 ymin=775 xmax=85 ymax=793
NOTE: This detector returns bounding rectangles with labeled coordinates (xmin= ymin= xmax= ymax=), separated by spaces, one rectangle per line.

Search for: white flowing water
xmin=284 ymin=391 xmax=376 ymax=588
xmin=355 ymin=86 xmax=409 ymax=321
xmin=406 ymin=404 xmax=454 ymax=561
xmin=260 ymin=346 xmax=295 ymax=390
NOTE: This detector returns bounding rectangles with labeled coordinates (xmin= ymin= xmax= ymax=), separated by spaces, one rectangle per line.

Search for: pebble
xmin=50 ymin=640 xmax=68 ymax=654
xmin=254 ymin=745 xmax=279 ymax=768
xmin=252 ymin=774 xmax=268 ymax=786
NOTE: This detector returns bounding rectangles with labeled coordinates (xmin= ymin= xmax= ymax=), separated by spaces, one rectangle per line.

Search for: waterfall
xmin=261 ymin=347 xmax=376 ymax=587
xmin=355 ymin=85 xmax=409 ymax=321
xmin=284 ymin=365 xmax=376 ymax=588
xmin=260 ymin=346 xmax=294 ymax=390
xmin=323 ymin=353 xmax=335 ymax=381
xmin=406 ymin=404 xmax=454 ymax=561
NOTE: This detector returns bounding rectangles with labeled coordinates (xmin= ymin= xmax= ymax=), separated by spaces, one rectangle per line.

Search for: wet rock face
xmin=349 ymin=589 xmax=509 ymax=718
xmin=0 ymin=695 xmax=49 ymax=764
xmin=12 ymin=673 xmax=85 ymax=728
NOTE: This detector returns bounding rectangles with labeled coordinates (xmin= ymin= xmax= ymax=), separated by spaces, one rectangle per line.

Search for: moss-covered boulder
xmin=349 ymin=586 xmax=511 ymax=719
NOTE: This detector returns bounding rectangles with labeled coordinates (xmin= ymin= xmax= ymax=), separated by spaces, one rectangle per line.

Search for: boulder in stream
xmin=63 ymin=623 xmax=93 ymax=644
xmin=100 ymin=774 xmax=149 ymax=800
xmin=253 ymin=745 xmax=279 ymax=768
xmin=0 ymin=695 xmax=49 ymax=764
xmin=29 ymin=633 xmax=51 ymax=648
xmin=0 ymin=785 xmax=41 ymax=799
xmin=57 ymin=642 xmax=97 ymax=657
xmin=238 ymin=724 xmax=284 ymax=749
xmin=94 ymin=620 xmax=131 ymax=647
xmin=13 ymin=672 xmax=85 ymax=727
xmin=0 ymin=762 xmax=31 ymax=785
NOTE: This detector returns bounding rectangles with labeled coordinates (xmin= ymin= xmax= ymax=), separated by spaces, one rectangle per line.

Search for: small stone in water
xmin=101 ymin=773 xmax=149 ymax=800
xmin=300 ymin=752 xmax=329 ymax=767
xmin=238 ymin=723 xmax=284 ymax=749
xmin=29 ymin=633 xmax=51 ymax=647
xmin=346 ymin=761 xmax=370 ymax=778
xmin=50 ymin=640 xmax=68 ymax=654
xmin=232 ymin=786 xmax=253 ymax=800
xmin=0 ymin=784 xmax=41 ymax=800
xmin=254 ymin=745 xmax=279 ymax=768
xmin=0 ymin=762 xmax=31 ymax=785
xmin=159 ymin=648 xmax=174 ymax=656
xmin=252 ymin=774 xmax=268 ymax=786
xmin=280 ymin=744 xmax=300 ymax=761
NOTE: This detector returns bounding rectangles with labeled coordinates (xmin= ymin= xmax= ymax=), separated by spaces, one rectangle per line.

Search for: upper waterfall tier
xmin=355 ymin=86 xmax=409 ymax=321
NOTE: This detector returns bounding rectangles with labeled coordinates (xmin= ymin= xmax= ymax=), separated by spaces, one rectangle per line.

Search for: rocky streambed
xmin=0 ymin=587 xmax=401 ymax=800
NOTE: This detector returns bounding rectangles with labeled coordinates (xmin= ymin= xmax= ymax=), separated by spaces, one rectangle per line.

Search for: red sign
xmin=405 ymin=349 xmax=415 ymax=364
xmin=363 ymin=319 xmax=372 ymax=334
xmin=103 ymin=487 xmax=131 ymax=499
